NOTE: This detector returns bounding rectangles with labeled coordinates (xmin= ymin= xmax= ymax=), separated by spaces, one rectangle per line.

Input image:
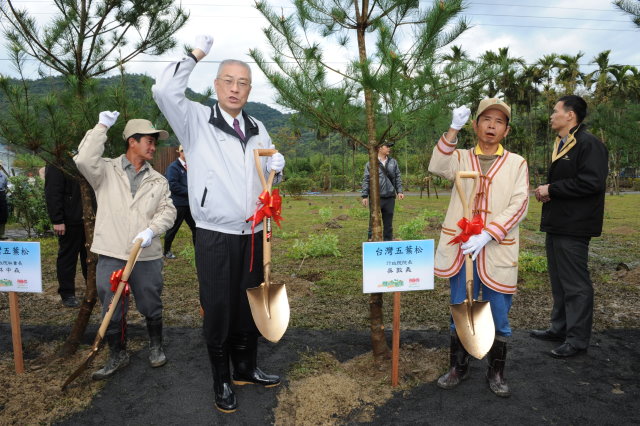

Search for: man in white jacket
xmin=75 ymin=111 xmax=176 ymax=380
xmin=153 ymin=35 xmax=285 ymax=413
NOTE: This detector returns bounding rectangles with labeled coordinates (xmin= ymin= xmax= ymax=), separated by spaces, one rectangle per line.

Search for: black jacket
xmin=362 ymin=157 xmax=403 ymax=199
xmin=165 ymin=158 xmax=189 ymax=207
xmin=540 ymin=125 xmax=608 ymax=237
xmin=44 ymin=165 xmax=84 ymax=226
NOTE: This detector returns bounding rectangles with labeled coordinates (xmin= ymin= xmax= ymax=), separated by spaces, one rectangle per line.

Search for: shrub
xmin=519 ymin=251 xmax=548 ymax=273
xmin=287 ymin=233 xmax=341 ymax=259
xmin=282 ymin=176 xmax=313 ymax=198
xmin=348 ymin=207 xmax=369 ymax=220
xmin=9 ymin=175 xmax=50 ymax=237
xmin=398 ymin=217 xmax=426 ymax=240
xmin=318 ymin=207 xmax=332 ymax=222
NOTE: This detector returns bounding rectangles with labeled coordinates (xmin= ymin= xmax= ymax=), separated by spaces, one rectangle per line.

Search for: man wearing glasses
xmin=153 ymin=35 xmax=285 ymax=414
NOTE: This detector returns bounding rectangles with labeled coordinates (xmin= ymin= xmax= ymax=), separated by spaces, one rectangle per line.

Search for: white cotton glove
xmin=194 ymin=35 xmax=214 ymax=56
xmin=133 ymin=227 xmax=154 ymax=248
xmin=461 ymin=230 xmax=492 ymax=261
xmin=267 ymin=146 xmax=285 ymax=173
xmin=98 ymin=111 xmax=120 ymax=129
xmin=450 ymin=105 xmax=471 ymax=130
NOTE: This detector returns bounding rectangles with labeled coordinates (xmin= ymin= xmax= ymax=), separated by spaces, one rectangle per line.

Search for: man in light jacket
xmin=75 ymin=111 xmax=176 ymax=380
xmin=428 ymin=98 xmax=529 ymax=398
xmin=153 ymin=35 xmax=285 ymax=413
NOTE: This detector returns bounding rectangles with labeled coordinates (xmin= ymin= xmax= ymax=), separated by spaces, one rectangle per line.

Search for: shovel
xmin=62 ymin=239 xmax=143 ymax=390
xmin=246 ymin=149 xmax=289 ymax=343
xmin=450 ymin=171 xmax=495 ymax=360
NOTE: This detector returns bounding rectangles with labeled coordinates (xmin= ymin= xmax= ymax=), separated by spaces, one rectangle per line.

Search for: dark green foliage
xmin=8 ymin=175 xmax=50 ymax=237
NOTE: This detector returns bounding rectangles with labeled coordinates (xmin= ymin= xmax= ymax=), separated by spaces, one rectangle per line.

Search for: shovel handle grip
xmin=454 ymin=172 xmax=480 ymax=303
xmin=253 ymin=149 xmax=278 ymax=192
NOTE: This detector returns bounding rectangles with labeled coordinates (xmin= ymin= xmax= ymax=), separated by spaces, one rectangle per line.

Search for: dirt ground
xmin=1 ymin=324 xmax=638 ymax=425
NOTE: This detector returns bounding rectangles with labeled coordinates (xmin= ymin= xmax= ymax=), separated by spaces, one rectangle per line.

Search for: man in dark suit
xmin=163 ymin=145 xmax=196 ymax=258
xmin=531 ymin=95 xmax=608 ymax=358
xmin=44 ymin=165 xmax=88 ymax=307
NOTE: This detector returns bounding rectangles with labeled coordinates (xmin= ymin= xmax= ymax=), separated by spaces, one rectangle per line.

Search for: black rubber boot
xmin=437 ymin=332 xmax=470 ymax=389
xmin=92 ymin=332 xmax=129 ymax=380
xmin=486 ymin=338 xmax=511 ymax=398
xmin=207 ymin=345 xmax=237 ymax=413
xmin=146 ymin=317 xmax=167 ymax=368
xmin=230 ymin=334 xmax=280 ymax=388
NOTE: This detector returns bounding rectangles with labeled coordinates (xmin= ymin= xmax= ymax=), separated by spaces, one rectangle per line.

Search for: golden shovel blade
xmin=246 ymin=282 xmax=290 ymax=343
xmin=451 ymin=299 xmax=496 ymax=359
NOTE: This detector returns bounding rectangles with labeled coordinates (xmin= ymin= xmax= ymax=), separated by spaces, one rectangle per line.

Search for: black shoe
xmin=550 ymin=342 xmax=586 ymax=358
xmin=164 ymin=251 xmax=176 ymax=259
xmin=530 ymin=329 xmax=565 ymax=342
xmin=62 ymin=296 xmax=79 ymax=308
xmin=233 ymin=367 xmax=281 ymax=388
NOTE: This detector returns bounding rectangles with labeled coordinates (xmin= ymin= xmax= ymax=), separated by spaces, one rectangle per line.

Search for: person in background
xmin=75 ymin=111 xmax=176 ymax=380
xmin=428 ymin=98 xmax=529 ymax=398
xmin=530 ymin=95 xmax=608 ymax=358
xmin=44 ymin=164 xmax=89 ymax=308
xmin=163 ymin=145 xmax=196 ymax=259
xmin=361 ymin=141 xmax=404 ymax=241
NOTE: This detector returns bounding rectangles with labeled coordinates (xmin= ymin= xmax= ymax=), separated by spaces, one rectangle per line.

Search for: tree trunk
xmin=57 ymin=176 xmax=98 ymax=357
xmin=355 ymin=1 xmax=389 ymax=362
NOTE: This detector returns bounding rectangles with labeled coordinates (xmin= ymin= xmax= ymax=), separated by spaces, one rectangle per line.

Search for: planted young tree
xmin=251 ymin=0 xmax=482 ymax=360
xmin=0 ymin=0 xmax=188 ymax=357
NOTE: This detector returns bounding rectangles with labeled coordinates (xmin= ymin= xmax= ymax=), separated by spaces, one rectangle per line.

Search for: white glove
xmin=450 ymin=105 xmax=471 ymax=130
xmin=461 ymin=230 xmax=492 ymax=261
xmin=267 ymin=147 xmax=285 ymax=173
xmin=194 ymin=35 xmax=213 ymax=56
xmin=133 ymin=227 xmax=154 ymax=248
xmin=98 ymin=111 xmax=120 ymax=129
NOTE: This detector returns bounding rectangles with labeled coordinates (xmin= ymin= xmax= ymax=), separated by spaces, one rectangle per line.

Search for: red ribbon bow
xmin=109 ymin=268 xmax=130 ymax=297
xmin=448 ymin=214 xmax=484 ymax=245
xmin=246 ymin=188 xmax=283 ymax=271
xmin=109 ymin=267 xmax=130 ymax=340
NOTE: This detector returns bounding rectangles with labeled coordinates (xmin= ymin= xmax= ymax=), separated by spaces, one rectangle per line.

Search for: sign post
xmin=362 ymin=239 xmax=434 ymax=387
xmin=0 ymin=241 xmax=42 ymax=374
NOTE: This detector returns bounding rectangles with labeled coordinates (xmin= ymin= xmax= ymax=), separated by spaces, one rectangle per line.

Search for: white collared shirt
xmin=218 ymin=107 xmax=245 ymax=133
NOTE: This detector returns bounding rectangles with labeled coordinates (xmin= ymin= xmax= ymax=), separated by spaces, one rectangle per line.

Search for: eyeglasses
xmin=217 ymin=78 xmax=251 ymax=88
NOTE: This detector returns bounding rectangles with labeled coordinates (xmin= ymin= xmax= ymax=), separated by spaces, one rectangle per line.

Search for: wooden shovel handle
xmin=95 ymin=238 xmax=143 ymax=341
xmin=253 ymin=149 xmax=278 ymax=192
xmin=454 ymin=171 xmax=480 ymax=303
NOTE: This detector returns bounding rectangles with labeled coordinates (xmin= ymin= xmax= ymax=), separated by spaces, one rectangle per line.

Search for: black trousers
xmin=57 ymin=223 xmax=88 ymax=298
xmin=545 ymin=233 xmax=593 ymax=350
xmin=163 ymin=205 xmax=196 ymax=253
xmin=195 ymin=228 xmax=262 ymax=347
xmin=368 ymin=197 xmax=396 ymax=241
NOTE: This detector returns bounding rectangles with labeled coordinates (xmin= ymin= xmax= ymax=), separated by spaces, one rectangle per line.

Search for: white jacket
xmin=75 ymin=125 xmax=176 ymax=261
xmin=152 ymin=55 xmax=280 ymax=235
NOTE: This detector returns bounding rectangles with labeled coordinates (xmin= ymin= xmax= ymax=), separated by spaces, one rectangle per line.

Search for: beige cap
xmin=476 ymin=98 xmax=511 ymax=120
xmin=177 ymin=145 xmax=184 ymax=153
xmin=122 ymin=119 xmax=169 ymax=141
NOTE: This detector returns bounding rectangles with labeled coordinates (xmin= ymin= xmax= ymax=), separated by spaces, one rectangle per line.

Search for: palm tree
xmin=588 ymin=50 xmax=616 ymax=102
xmin=480 ymin=47 xmax=526 ymax=104
xmin=556 ymin=52 xmax=585 ymax=94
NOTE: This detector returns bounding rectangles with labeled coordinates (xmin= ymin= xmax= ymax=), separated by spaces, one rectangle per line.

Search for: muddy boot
xmin=486 ymin=338 xmax=511 ymax=398
xmin=146 ymin=317 xmax=167 ymax=368
xmin=92 ymin=332 xmax=129 ymax=380
xmin=437 ymin=332 xmax=470 ymax=389
xmin=207 ymin=345 xmax=237 ymax=413
xmin=230 ymin=334 xmax=280 ymax=388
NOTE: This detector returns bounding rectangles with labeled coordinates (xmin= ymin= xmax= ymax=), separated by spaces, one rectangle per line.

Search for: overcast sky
xmin=1 ymin=0 xmax=639 ymax=112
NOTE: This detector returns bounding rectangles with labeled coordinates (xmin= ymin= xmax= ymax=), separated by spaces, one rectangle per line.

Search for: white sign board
xmin=0 ymin=241 xmax=42 ymax=293
xmin=362 ymin=240 xmax=434 ymax=293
